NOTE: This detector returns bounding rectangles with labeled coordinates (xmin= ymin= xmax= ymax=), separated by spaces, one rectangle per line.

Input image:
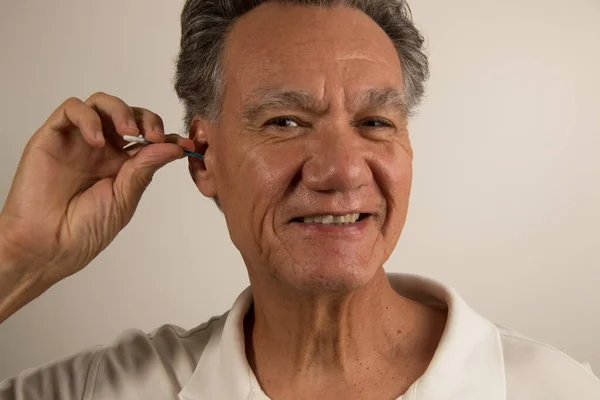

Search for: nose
xmin=302 ymin=126 xmax=372 ymax=193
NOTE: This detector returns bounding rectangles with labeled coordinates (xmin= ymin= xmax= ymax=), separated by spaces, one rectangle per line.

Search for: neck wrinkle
xmin=245 ymin=267 xmax=432 ymax=394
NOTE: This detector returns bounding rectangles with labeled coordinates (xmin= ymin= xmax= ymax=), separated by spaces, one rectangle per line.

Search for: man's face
xmin=198 ymin=4 xmax=413 ymax=292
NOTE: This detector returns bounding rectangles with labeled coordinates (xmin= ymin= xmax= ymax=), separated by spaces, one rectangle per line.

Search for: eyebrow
xmin=352 ymin=88 xmax=407 ymax=116
xmin=243 ymin=89 xmax=329 ymax=124
xmin=242 ymin=87 xmax=407 ymax=124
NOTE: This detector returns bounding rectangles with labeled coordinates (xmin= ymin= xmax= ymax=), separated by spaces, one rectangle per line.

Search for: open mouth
xmin=291 ymin=213 xmax=371 ymax=225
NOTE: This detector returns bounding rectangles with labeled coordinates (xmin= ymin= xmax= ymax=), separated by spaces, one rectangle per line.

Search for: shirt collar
xmin=177 ymin=285 xmax=266 ymax=400
xmin=178 ymin=273 xmax=506 ymax=400
xmin=388 ymin=274 xmax=506 ymax=399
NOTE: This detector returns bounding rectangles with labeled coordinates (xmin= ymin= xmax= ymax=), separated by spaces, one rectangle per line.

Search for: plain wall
xmin=0 ymin=0 xmax=599 ymax=380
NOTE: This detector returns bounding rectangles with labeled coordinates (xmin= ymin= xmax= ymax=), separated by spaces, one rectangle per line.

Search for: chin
xmin=278 ymin=256 xmax=381 ymax=295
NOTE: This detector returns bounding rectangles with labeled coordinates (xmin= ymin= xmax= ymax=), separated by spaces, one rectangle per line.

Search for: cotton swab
xmin=122 ymin=135 xmax=204 ymax=161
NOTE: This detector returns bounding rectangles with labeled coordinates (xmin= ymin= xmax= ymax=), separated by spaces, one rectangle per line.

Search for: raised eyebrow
xmin=242 ymin=89 xmax=329 ymax=123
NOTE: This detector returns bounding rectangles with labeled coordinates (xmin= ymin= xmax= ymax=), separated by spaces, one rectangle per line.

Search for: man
xmin=0 ymin=0 xmax=598 ymax=399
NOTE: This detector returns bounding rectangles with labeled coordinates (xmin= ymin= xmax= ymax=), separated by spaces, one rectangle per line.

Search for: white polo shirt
xmin=1 ymin=273 xmax=599 ymax=399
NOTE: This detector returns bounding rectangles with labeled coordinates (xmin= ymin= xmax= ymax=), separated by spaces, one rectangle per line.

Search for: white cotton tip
xmin=122 ymin=135 xmax=150 ymax=144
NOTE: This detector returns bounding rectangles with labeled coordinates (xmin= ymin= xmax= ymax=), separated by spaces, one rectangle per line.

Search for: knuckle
xmin=153 ymin=113 xmax=164 ymax=125
xmin=148 ymin=113 xmax=164 ymax=129
xmin=62 ymin=96 xmax=82 ymax=108
xmin=135 ymin=108 xmax=163 ymax=125
xmin=87 ymin=91 xmax=108 ymax=101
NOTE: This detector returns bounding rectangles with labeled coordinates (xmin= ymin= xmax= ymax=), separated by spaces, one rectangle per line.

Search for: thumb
xmin=113 ymin=143 xmax=183 ymax=215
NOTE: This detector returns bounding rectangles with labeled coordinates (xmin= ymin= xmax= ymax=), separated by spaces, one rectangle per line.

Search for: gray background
xmin=1 ymin=0 xmax=599 ymax=378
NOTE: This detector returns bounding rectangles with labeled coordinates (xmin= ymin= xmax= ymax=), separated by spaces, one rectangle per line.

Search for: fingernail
xmin=95 ymin=131 xmax=105 ymax=142
xmin=153 ymin=125 xmax=165 ymax=135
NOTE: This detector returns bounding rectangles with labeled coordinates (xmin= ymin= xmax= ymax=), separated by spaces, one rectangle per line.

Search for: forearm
xmin=0 ymin=236 xmax=52 ymax=324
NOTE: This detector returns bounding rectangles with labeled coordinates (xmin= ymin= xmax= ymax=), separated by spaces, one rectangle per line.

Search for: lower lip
xmin=289 ymin=216 xmax=371 ymax=235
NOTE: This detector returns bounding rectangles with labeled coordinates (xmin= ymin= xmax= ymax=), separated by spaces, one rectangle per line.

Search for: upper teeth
xmin=303 ymin=213 xmax=360 ymax=225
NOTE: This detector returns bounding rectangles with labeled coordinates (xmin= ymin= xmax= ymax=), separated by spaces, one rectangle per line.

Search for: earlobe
xmin=188 ymin=116 xmax=218 ymax=199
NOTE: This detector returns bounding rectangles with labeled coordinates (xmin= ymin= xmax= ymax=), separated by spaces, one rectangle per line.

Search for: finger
xmin=122 ymin=133 xmax=194 ymax=158
xmin=164 ymin=133 xmax=196 ymax=153
xmin=132 ymin=107 xmax=166 ymax=144
xmin=112 ymin=143 xmax=184 ymax=214
xmin=45 ymin=97 xmax=105 ymax=147
xmin=85 ymin=92 xmax=139 ymax=148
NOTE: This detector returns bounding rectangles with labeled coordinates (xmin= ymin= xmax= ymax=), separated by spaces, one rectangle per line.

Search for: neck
xmin=244 ymin=268 xmax=447 ymax=399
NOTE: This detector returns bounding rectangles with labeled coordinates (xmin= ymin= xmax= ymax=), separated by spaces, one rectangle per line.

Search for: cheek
xmin=215 ymin=139 xmax=300 ymax=248
xmin=371 ymin=142 xmax=413 ymax=235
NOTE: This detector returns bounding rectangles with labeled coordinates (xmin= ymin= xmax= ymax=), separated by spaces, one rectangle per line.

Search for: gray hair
xmin=174 ymin=0 xmax=429 ymax=132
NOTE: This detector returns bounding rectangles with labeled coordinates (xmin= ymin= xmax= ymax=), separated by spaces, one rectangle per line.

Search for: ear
xmin=188 ymin=116 xmax=218 ymax=199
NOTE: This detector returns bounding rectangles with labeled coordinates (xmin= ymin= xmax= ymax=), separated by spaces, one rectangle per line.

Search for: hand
xmin=0 ymin=92 xmax=194 ymax=285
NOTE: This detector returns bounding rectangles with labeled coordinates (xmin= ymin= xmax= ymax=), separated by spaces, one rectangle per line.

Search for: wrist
xmin=0 ymin=224 xmax=51 ymax=289
xmin=0 ymin=230 xmax=52 ymax=323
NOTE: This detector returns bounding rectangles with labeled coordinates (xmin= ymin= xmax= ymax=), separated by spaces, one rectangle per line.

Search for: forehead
xmin=222 ymin=3 xmax=403 ymax=101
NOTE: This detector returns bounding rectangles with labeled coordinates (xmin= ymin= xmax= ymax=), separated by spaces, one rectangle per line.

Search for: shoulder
xmin=0 ymin=313 xmax=227 ymax=400
xmin=101 ymin=313 xmax=225 ymax=367
xmin=88 ymin=313 xmax=227 ymax=399
xmin=498 ymin=326 xmax=600 ymax=399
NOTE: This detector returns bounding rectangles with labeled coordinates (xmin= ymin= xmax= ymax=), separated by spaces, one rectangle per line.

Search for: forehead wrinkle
xmin=242 ymin=88 xmax=329 ymax=123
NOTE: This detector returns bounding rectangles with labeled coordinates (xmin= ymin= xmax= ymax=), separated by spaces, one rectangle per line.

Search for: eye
xmin=264 ymin=116 xmax=300 ymax=128
xmin=361 ymin=118 xmax=394 ymax=128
